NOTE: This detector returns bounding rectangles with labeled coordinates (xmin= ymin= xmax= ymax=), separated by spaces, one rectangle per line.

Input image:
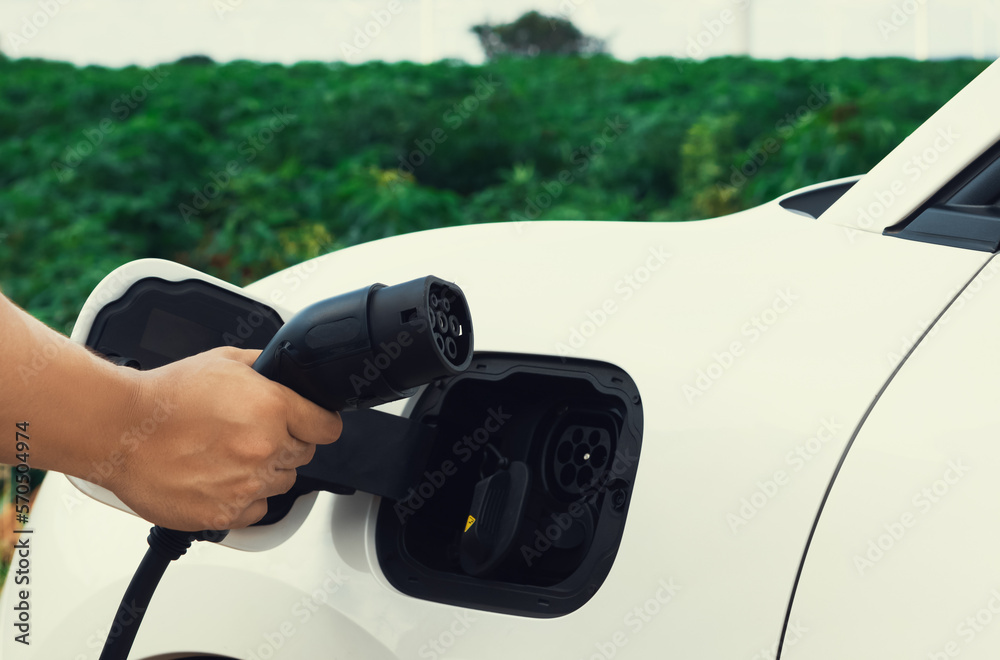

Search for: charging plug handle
xmin=252 ymin=274 xmax=474 ymax=522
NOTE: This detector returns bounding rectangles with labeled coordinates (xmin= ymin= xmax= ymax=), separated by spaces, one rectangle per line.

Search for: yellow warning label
xmin=464 ymin=516 xmax=476 ymax=532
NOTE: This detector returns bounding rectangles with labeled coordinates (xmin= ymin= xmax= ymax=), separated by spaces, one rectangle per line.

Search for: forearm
xmin=0 ymin=293 xmax=141 ymax=485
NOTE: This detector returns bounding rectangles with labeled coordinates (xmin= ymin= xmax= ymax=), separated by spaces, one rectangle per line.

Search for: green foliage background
xmin=0 ymin=55 xmax=990 ymax=331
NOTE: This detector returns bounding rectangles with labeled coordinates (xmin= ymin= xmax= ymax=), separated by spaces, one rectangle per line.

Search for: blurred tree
xmin=471 ymin=11 xmax=605 ymax=60
xmin=174 ymin=54 xmax=216 ymax=66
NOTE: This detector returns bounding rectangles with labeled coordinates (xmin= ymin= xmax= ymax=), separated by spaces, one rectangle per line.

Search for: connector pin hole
xmin=557 ymin=440 xmax=573 ymax=463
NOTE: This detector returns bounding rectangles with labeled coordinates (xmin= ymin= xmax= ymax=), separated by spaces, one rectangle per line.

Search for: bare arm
xmin=0 ymin=293 xmax=341 ymax=530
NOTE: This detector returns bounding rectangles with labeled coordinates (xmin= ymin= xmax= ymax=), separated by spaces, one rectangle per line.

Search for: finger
xmin=269 ymin=437 xmax=315 ymax=470
xmin=259 ymin=465 xmax=299 ymax=499
xmin=229 ymin=499 xmax=269 ymax=529
xmin=215 ymin=346 xmax=263 ymax=367
xmin=277 ymin=386 xmax=343 ymax=445
xmin=276 ymin=438 xmax=317 ymax=470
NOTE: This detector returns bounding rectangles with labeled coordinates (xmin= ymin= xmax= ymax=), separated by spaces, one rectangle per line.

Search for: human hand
xmin=102 ymin=346 xmax=341 ymax=531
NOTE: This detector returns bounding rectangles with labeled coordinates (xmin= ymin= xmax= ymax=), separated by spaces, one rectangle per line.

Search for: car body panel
xmin=2 ymin=202 xmax=992 ymax=659
xmin=783 ymin=252 xmax=1000 ymax=660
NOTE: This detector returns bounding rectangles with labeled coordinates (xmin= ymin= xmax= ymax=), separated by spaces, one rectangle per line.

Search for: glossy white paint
xmin=783 ymin=252 xmax=1000 ymax=660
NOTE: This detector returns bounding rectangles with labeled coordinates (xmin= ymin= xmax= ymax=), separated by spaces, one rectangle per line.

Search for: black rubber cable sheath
xmin=98 ymin=527 xmax=204 ymax=660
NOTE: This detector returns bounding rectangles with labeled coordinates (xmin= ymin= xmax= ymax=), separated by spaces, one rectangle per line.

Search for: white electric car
xmin=5 ymin=58 xmax=1000 ymax=660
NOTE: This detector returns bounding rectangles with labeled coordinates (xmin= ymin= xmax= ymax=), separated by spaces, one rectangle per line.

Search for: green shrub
xmin=0 ymin=56 xmax=989 ymax=331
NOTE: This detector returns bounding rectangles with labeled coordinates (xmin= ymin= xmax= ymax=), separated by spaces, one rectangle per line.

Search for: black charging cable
xmin=99 ymin=527 xmax=228 ymax=660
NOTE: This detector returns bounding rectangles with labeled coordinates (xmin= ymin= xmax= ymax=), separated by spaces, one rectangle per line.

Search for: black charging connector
xmin=98 ymin=275 xmax=474 ymax=660
xmin=254 ymin=276 xmax=472 ymax=410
